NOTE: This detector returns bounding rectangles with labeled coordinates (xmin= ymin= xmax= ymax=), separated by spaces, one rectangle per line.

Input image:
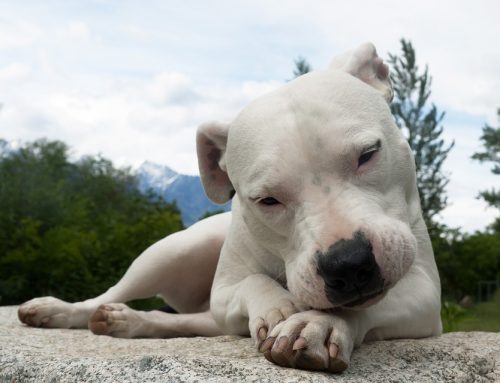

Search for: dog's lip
xmin=341 ymin=289 xmax=386 ymax=308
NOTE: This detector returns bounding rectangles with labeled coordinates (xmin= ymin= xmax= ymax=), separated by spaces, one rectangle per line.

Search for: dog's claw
xmin=257 ymin=326 xmax=267 ymax=341
xmin=327 ymin=342 xmax=348 ymax=372
xmin=292 ymin=336 xmax=308 ymax=351
xmin=275 ymin=336 xmax=289 ymax=353
xmin=259 ymin=337 xmax=276 ymax=353
xmin=328 ymin=342 xmax=339 ymax=358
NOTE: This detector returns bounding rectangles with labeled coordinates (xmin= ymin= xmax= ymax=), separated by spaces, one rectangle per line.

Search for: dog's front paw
xmin=258 ymin=310 xmax=354 ymax=372
xmin=249 ymin=299 xmax=306 ymax=348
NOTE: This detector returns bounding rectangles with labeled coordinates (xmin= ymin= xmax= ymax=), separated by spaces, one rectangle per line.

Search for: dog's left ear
xmin=196 ymin=121 xmax=234 ymax=204
xmin=330 ymin=42 xmax=393 ymax=103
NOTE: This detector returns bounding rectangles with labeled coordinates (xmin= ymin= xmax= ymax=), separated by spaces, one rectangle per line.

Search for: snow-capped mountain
xmin=136 ymin=161 xmax=231 ymax=226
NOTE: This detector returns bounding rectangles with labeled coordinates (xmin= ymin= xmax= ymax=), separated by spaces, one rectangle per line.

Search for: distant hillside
xmin=136 ymin=161 xmax=231 ymax=226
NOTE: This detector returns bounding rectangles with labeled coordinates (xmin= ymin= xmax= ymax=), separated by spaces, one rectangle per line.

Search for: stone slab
xmin=0 ymin=306 xmax=498 ymax=382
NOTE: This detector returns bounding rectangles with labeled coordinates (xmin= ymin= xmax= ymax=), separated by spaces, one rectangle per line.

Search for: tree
xmin=0 ymin=139 xmax=183 ymax=305
xmin=434 ymin=230 xmax=500 ymax=300
xmin=388 ymin=39 xmax=454 ymax=227
xmin=0 ymin=138 xmax=6 ymax=155
xmin=472 ymin=109 xmax=500 ymax=231
xmin=293 ymin=56 xmax=312 ymax=78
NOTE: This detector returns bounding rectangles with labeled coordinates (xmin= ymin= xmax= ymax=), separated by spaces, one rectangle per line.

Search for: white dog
xmin=18 ymin=43 xmax=442 ymax=372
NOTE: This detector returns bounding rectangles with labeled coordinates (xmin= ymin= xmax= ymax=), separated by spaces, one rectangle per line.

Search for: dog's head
xmin=197 ymin=43 xmax=422 ymax=309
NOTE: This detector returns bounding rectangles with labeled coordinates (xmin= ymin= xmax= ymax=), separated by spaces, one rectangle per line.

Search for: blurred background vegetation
xmin=0 ymin=139 xmax=183 ymax=306
xmin=0 ymin=39 xmax=498 ymax=332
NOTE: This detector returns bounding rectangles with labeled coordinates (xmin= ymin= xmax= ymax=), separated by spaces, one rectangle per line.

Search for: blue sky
xmin=0 ymin=0 xmax=498 ymax=232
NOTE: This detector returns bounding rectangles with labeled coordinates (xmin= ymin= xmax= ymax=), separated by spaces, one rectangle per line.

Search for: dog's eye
xmin=259 ymin=197 xmax=280 ymax=206
xmin=358 ymin=150 xmax=376 ymax=167
xmin=358 ymin=140 xmax=381 ymax=168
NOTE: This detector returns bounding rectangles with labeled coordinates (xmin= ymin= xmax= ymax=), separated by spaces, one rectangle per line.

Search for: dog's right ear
xmin=196 ymin=121 xmax=234 ymax=204
xmin=330 ymin=42 xmax=393 ymax=103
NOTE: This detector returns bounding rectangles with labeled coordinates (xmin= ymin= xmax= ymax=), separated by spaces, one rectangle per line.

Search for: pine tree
xmin=388 ymin=39 xmax=454 ymax=227
xmin=293 ymin=56 xmax=312 ymax=78
xmin=472 ymin=109 xmax=500 ymax=231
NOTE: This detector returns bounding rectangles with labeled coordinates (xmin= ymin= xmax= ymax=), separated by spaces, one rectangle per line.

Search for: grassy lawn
xmin=454 ymin=291 xmax=500 ymax=332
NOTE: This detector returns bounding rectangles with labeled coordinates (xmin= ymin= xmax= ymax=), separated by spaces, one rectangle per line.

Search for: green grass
xmin=454 ymin=291 xmax=500 ymax=332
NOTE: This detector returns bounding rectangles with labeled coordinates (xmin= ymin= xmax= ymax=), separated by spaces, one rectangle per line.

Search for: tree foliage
xmin=388 ymin=39 xmax=454 ymax=227
xmin=293 ymin=56 xmax=312 ymax=78
xmin=471 ymin=109 xmax=500 ymax=231
xmin=433 ymin=230 xmax=500 ymax=300
xmin=0 ymin=139 xmax=183 ymax=305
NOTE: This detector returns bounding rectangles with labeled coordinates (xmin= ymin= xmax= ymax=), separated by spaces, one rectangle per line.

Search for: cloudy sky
xmin=1 ymin=0 xmax=498 ymax=232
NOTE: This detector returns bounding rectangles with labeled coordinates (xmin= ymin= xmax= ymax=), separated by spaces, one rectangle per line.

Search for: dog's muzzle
xmin=316 ymin=231 xmax=385 ymax=307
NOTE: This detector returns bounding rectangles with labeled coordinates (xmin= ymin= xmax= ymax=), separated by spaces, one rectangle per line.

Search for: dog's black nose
xmin=316 ymin=231 xmax=384 ymax=306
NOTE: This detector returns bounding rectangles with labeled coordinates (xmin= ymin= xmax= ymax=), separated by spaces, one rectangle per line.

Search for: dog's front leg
xmin=213 ymin=274 xmax=305 ymax=340
xmin=210 ymin=246 xmax=307 ymax=347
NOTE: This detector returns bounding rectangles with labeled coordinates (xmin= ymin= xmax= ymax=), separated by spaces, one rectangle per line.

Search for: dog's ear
xmin=196 ymin=121 xmax=234 ymax=204
xmin=330 ymin=42 xmax=393 ymax=103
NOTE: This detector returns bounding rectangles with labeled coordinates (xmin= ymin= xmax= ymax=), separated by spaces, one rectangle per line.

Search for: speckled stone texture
xmin=0 ymin=306 xmax=498 ymax=382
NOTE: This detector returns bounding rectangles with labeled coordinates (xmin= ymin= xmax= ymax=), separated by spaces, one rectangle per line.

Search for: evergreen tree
xmin=472 ymin=109 xmax=500 ymax=231
xmin=388 ymin=39 xmax=454 ymax=227
xmin=293 ymin=56 xmax=312 ymax=78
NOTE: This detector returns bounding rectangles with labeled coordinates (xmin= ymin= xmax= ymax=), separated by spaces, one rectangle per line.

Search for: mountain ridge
xmin=136 ymin=161 xmax=231 ymax=226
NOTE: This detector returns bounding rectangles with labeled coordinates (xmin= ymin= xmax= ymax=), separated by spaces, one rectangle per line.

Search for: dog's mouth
xmin=341 ymin=288 xmax=386 ymax=309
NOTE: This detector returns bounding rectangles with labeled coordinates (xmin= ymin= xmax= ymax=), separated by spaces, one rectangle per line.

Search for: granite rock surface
xmin=0 ymin=306 xmax=499 ymax=382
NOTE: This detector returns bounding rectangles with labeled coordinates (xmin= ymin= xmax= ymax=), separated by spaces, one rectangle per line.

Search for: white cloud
xmin=1 ymin=67 xmax=279 ymax=174
xmin=67 ymin=21 xmax=91 ymax=41
xmin=439 ymin=198 xmax=497 ymax=233
xmin=122 ymin=24 xmax=148 ymax=41
xmin=0 ymin=18 xmax=41 ymax=50
xmin=1 ymin=0 xmax=499 ymax=232
xmin=147 ymin=72 xmax=200 ymax=105
xmin=0 ymin=63 xmax=32 ymax=82
xmin=226 ymin=0 xmax=500 ymax=122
